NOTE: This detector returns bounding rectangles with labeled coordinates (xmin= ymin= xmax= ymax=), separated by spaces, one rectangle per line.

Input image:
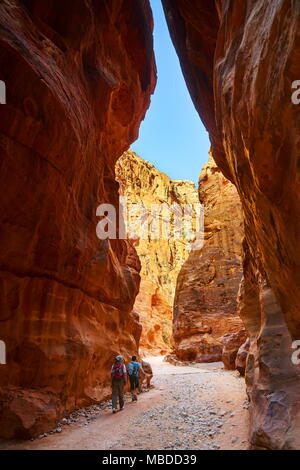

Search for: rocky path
xmin=1 ymin=357 xmax=249 ymax=450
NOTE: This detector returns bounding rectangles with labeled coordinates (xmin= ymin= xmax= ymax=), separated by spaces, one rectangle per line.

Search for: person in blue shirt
xmin=127 ymin=355 xmax=141 ymax=402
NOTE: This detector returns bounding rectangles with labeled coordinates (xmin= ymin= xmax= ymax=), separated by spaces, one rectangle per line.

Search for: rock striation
xmin=0 ymin=0 xmax=156 ymax=439
xmin=116 ymin=150 xmax=199 ymax=354
xmin=163 ymin=0 xmax=300 ymax=449
xmin=173 ymin=153 xmax=244 ymax=363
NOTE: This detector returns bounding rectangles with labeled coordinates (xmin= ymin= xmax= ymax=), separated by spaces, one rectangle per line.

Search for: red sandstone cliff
xmin=0 ymin=0 xmax=156 ymax=439
xmin=116 ymin=150 xmax=199 ymax=355
xmin=173 ymin=153 xmax=245 ymax=363
xmin=162 ymin=0 xmax=300 ymax=449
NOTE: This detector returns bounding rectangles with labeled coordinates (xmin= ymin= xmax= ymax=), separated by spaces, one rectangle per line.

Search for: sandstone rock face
xmin=221 ymin=330 xmax=247 ymax=371
xmin=235 ymin=338 xmax=250 ymax=377
xmin=116 ymin=150 xmax=199 ymax=354
xmin=173 ymin=154 xmax=244 ymax=362
xmin=163 ymin=0 xmax=300 ymax=449
xmin=133 ymin=278 xmax=173 ymax=355
xmin=238 ymin=244 xmax=300 ymax=450
xmin=0 ymin=0 xmax=156 ymax=439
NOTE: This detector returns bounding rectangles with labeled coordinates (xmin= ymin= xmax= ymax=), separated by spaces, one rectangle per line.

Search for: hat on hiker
xmin=115 ymin=355 xmax=123 ymax=361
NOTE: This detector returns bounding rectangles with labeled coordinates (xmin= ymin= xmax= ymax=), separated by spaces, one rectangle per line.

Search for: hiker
xmin=127 ymin=355 xmax=141 ymax=402
xmin=111 ymin=355 xmax=127 ymax=413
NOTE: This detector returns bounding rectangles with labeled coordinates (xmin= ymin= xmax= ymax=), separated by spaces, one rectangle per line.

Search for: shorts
xmin=129 ymin=375 xmax=139 ymax=391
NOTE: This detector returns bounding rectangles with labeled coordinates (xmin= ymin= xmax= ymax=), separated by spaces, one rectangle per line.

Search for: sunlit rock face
xmin=0 ymin=0 xmax=156 ymax=439
xmin=116 ymin=150 xmax=199 ymax=354
xmin=173 ymin=154 xmax=244 ymax=363
xmin=163 ymin=0 xmax=300 ymax=449
xmin=133 ymin=278 xmax=173 ymax=355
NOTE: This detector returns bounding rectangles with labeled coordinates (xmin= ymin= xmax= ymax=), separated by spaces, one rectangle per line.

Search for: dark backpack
xmin=112 ymin=362 xmax=124 ymax=380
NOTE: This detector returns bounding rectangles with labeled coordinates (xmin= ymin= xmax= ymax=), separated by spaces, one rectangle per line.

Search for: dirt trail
xmin=1 ymin=357 xmax=249 ymax=450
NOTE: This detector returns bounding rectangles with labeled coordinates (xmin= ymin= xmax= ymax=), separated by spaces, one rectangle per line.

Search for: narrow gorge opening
xmin=113 ymin=0 xmax=209 ymax=357
xmin=114 ymin=0 xmax=246 ymax=371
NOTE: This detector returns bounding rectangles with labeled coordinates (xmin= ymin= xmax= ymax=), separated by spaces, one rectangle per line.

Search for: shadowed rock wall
xmin=0 ymin=0 xmax=156 ymax=439
xmin=163 ymin=0 xmax=300 ymax=449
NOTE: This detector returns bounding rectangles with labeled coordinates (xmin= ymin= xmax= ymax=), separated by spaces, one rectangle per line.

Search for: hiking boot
xmin=112 ymin=409 xmax=117 ymax=414
xmin=120 ymin=406 xmax=124 ymax=410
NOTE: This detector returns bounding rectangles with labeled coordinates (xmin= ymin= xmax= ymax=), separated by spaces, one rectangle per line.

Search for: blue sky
xmin=131 ymin=0 xmax=210 ymax=184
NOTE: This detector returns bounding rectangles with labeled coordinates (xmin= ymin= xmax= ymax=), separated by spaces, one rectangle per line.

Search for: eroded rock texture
xmin=116 ymin=150 xmax=199 ymax=354
xmin=0 ymin=0 xmax=156 ymax=439
xmin=163 ymin=0 xmax=300 ymax=449
xmin=235 ymin=338 xmax=250 ymax=376
xmin=133 ymin=278 xmax=173 ymax=355
xmin=221 ymin=330 xmax=247 ymax=371
xmin=173 ymin=154 xmax=244 ymax=363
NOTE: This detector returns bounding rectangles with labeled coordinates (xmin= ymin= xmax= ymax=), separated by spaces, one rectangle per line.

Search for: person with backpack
xmin=111 ymin=355 xmax=127 ymax=413
xmin=127 ymin=355 xmax=141 ymax=402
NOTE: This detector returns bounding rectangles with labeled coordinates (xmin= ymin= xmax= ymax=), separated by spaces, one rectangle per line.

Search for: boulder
xmin=235 ymin=339 xmax=250 ymax=376
xmin=221 ymin=331 xmax=247 ymax=371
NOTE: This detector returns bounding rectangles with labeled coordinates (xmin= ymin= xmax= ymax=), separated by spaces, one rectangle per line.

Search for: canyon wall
xmin=173 ymin=153 xmax=245 ymax=363
xmin=163 ymin=0 xmax=300 ymax=449
xmin=0 ymin=0 xmax=156 ymax=439
xmin=116 ymin=150 xmax=199 ymax=354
